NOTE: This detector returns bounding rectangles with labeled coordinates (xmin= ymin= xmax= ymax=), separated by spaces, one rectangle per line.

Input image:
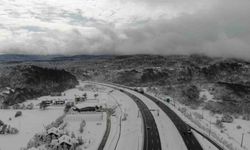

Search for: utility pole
xmin=241 ymin=132 xmax=245 ymax=147
xmin=209 ymin=118 xmax=211 ymax=136
xmin=202 ymin=109 xmax=204 ymax=119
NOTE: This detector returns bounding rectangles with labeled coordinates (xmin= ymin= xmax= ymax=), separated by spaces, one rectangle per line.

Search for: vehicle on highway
xmin=185 ymin=125 xmax=192 ymax=134
xmin=138 ymin=88 xmax=144 ymax=94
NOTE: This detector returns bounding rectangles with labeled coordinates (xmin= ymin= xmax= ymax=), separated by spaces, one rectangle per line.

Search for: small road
xmin=98 ymin=114 xmax=111 ymax=150
xmin=108 ymin=93 xmax=123 ymax=150
xmin=143 ymin=93 xmax=203 ymax=150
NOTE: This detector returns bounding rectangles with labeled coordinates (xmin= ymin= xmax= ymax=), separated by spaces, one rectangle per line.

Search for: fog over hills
xmin=0 ymin=0 xmax=250 ymax=59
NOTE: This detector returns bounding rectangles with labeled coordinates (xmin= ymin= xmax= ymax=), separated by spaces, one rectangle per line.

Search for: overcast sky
xmin=0 ymin=0 xmax=250 ymax=58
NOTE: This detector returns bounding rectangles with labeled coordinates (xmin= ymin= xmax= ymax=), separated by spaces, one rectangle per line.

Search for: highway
xmin=95 ymin=82 xmax=224 ymax=150
xmin=102 ymin=84 xmax=162 ymax=150
xmin=143 ymin=93 xmax=203 ymax=150
xmin=121 ymin=90 xmax=162 ymax=150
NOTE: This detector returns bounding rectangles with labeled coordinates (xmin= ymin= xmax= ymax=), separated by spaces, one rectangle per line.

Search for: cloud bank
xmin=0 ymin=0 xmax=250 ymax=58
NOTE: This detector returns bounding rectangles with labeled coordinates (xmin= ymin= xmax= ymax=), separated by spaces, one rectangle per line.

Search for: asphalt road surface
xmin=98 ymin=82 xmax=223 ymax=150
xmin=97 ymin=83 xmax=161 ymax=150
xmin=121 ymin=90 xmax=162 ymax=150
xmin=143 ymin=93 xmax=203 ymax=150
xmin=98 ymin=116 xmax=111 ymax=150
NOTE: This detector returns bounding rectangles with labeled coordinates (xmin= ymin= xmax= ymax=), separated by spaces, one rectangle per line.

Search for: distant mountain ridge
xmin=0 ymin=54 xmax=113 ymax=63
xmin=0 ymin=54 xmax=58 ymax=62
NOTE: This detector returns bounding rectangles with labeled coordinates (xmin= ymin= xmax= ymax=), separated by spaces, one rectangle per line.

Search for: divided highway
xmin=143 ymin=93 xmax=203 ymax=150
xmin=102 ymin=84 xmax=162 ymax=150
xmin=95 ymin=82 xmax=224 ymax=150
xmin=122 ymin=90 xmax=162 ymax=150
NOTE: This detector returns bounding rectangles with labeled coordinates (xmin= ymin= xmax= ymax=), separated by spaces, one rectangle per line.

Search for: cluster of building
xmin=40 ymin=93 xmax=88 ymax=108
xmin=47 ymin=127 xmax=78 ymax=149
xmin=0 ymin=120 xmax=18 ymax=135
xmin=28 ymin=126 xmax=81 ymax=150
xmin=0 ymin=87 xmax=14 ymax=107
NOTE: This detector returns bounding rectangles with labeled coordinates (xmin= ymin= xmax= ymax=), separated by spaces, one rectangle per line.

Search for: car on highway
xmin=185 ymin=125 xmax=192 ymax=134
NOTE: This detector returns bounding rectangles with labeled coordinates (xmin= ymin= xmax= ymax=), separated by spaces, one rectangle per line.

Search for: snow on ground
xmin=108 ymin=89 xmax=143 ymax=150
xmin=0 ymin=108 xmax=62 ymax=150
xmin=64 ymin=113 xmax=107 ymax=150
xmin=0 ymin=82 xmax=110 ymax=150
xmin=150 ymin=92 xmax=248 ymax=150
xmin=67 ymin=82 xmax=128 ymax=150
xmin=97 ymin=82 xmax=188 ymax=150
xmin=199 ymin=89 xmax=250 ymax=149
xmin=188 ymin=108 xmax=250 ymax=150
xmin=193 ymin=130 xmax=219 ymax=150
xmin=84 ymin=81 xmax=144 ymax=150
xmin=199 ymin=89 xmax=221 ymax=103
xmin=126 ymin=89 xmax=188 ymax=150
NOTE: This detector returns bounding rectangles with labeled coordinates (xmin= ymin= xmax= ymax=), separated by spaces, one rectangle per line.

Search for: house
xmin=53 ymin=100 xmax=66 ymax=105
xmin=72 ymin=106 xmax=98 ymax=112
xmin=28 ymin=146 xmax=47 ymax=150
xmin=75 ymin=96 xmax=87 ymax=103
xmin=50 ymin=92 xmax=62 ymax=96
xmin=28 ymin=147 xmax=39 ymax=150
xmin=47 ymin=127 xmax=63 ymax=139
xmin=48 ymin=139 xmax=59 ymax=149
xmin=41 ymin=100 xmax=53 ymax=105
xmin=0 ymin=92 xmax=8 ymax=102
xmin=58 ymin=135 xmax=77 ymax=149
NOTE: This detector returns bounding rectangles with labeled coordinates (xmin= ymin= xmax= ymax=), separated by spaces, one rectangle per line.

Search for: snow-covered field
xmin=0 ymin=82 xmax=111 ymax=150
xmin=0 ymin=108 xmax=62 ymax=150
xmin=64 ymin=113 xmax=107 ymax=150
xmin=107 ymin=88 xmax=143 ymax=150
xmin=85 ymin=82 xmax=144 ymax=150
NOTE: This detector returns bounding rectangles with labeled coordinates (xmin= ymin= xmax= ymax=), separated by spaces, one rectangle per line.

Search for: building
xmin=28 ymin=146 xmax=47 ymax=150
xmin=58 ymin=135 xmax=77 ymax=149
xmin=28 ymin=147 xmax=39 ymax=150
xmin=48 ymin=139 xmax=59 ymax=149
xmin=41 ymin=100 xmax=53 ymax=105
xmin=72 ymin=106 xmax=98 ymax=112
xmin=47 ymin=127 xmax=63 ymax=139
xmin=53 ymin=100 xmax=66 ymax=105
xmin=75 ymin=96 xmax=87 ymax=103
xmin=50 ymin=92 xmax=62 ymax=97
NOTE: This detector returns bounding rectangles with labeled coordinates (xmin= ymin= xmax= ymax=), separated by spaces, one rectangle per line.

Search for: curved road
xmin=98 ymin=115 xmax=111 ymax=150
xmin=122 ymin=90 xmax=162 ymax=150
xmin=103 ymin=84 xmax=162 ymax=150
xmin=143 ymin=93 xmax=203 ymax=150
xmin=96 ymin=82 xmax=224 ymax=150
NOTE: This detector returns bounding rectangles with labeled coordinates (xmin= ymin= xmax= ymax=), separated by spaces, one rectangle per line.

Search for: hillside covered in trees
xmin=0 ymin=65 xmax=78 ymax=106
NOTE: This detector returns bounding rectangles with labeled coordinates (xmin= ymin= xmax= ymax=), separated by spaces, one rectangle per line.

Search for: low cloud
xmin=0 ymin=0 xmax=250 ymax=59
